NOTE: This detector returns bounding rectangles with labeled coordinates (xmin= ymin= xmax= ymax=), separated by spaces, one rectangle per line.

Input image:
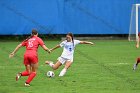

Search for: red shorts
xmin=24 ymin=54 xmax=38 ymax=65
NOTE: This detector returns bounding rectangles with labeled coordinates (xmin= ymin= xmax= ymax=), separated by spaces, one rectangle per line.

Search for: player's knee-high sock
xmin=59 ymin=68 xmax=67 ymax=76
xmin=21 ymin=71 xmax=30 ymax=76
xmin=26 ymin=72 xmax=36 ymax=84
xmin=136 ymin=58 xmax=140 ymax=65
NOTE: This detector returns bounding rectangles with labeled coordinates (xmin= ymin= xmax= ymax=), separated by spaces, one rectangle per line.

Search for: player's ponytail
xmin=23 ymin=29 xmax=38 ymax=42
xmin=67 ymin=32 xmax=74 ymax=47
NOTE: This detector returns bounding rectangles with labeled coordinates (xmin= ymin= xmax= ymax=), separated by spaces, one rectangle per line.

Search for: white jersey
xmin=59 ymin=40 xmax=81 ymax=60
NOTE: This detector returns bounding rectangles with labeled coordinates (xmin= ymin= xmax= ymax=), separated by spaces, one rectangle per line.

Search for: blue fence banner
xmin=0 ymin=0 xmax=139 ymax=35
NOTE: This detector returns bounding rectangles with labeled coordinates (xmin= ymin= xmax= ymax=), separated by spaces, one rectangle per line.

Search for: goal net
xmin=128 ymin=4 xmax=140 ymax=41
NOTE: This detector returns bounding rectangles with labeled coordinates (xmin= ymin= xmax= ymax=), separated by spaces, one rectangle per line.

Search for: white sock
xmin=59 ymin=68 xmax=67 ymax=77
xmin=48 ymin=61 xmax=54 ymax=67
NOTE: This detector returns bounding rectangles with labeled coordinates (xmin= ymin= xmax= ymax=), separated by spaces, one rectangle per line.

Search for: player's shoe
xmin=16 ymin=72 xmax=21 ymax=81
xmin=45 ymin=61 xmax=49 ymax=64
xmin=45 ymin=61 xmax=52 ymax=64
xmin=59 ymin=74 xmax=63 ymax=77
xmin=24 ymin=83 xmax=30 ymax=87
xmin=45 ymin=61 xmax=54 ymax=67
xmin=45 ymin=61 xmax=54 ymax=65
xmin=133 ymin=63 xmax=137 ymax=70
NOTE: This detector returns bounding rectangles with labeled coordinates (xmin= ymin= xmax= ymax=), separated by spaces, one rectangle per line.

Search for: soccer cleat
xmin=133 ymin=63 xmax=137 ymax=70
xmin=24 ymin=83 xmax=30 ymax=87
xmin=45 ymin=61 xmax=53 ymax=64
xmin=59 ymin=74 xmax=63 ymax=77
xmin=45 ymin=61 xmax=54 ymax=67
xmin=16 ymin=73 xmax=21 ymax=81
xmin=45 ymin=61 xmax=50 ymax=64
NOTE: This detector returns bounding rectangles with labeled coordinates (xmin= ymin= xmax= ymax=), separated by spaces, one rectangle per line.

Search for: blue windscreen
xmin=0 ymin=0 xmax=139 ymax=35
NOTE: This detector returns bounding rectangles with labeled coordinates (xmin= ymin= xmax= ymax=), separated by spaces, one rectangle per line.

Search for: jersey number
xmin=28 ymin=41 xmax=33 ymax=48
xmin=69 ymin=48 xmax=72 ymax=52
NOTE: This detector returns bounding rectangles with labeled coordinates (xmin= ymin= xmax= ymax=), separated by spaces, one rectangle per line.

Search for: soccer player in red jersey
xmin=133 ymin=32 xmax=140 ymax=70
xmin=9 ymin=29 xmax=50 ymax=86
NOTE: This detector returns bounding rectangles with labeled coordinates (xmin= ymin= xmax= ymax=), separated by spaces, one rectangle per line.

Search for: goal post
xmin=128 ymin=4 xmax=140 ymax=41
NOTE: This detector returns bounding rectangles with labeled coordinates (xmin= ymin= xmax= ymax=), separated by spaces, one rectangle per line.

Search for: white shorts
xmin=57 ymin=57 xmax=73 ymax=65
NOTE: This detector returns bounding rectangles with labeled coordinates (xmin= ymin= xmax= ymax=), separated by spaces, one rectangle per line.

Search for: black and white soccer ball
xmin=46 ymin=71 xmax=55 ymax=78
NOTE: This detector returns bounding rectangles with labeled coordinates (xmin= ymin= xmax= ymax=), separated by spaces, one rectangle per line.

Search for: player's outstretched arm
xmin=80 ymin=41 xmax=94 ymax=45
xmin=50 ymin=45 xmax=61 ymax=52
xmin=9 ymin=44 xmax=22 ymax=58
xmin=41 ymin=45 xmax=51 ymax=53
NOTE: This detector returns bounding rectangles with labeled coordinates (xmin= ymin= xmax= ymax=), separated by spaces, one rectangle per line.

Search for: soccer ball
xmin=46 ymin=71 xmax=55 ymax=78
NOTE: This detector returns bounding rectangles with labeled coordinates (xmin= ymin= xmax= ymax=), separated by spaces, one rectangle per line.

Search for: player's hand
xmin=9 ymin=53 xmax=15 ymax=58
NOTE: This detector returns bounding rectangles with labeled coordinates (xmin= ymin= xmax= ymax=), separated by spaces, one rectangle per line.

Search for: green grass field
xmin=0 ymin=40 xmax=140 ymax=93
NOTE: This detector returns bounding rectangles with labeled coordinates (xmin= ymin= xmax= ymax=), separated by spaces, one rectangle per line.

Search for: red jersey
xmin=21 ymin=36 xmax=44 ymax=56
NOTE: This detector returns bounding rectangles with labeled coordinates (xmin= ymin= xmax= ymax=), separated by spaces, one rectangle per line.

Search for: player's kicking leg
xmin=45 ymin=60 xmax=62 ymax=70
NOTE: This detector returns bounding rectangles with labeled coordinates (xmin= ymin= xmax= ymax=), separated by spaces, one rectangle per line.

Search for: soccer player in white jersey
xmin=45 ymin=32 xmax=94 ymax=76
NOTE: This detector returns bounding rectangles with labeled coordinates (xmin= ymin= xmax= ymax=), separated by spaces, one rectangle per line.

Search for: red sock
xmin=26 ymin=72 xmax=36 ymax=84
xmin=137 ymin=58 xmax=140 ymax=64
xmin=21 ymin=71 xmax=29 ymax=76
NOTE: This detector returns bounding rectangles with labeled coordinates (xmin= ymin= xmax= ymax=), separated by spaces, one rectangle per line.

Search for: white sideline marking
xmin=107 ymin=63 xmax=130 ymax=66
xmin=117 ymin=63 xmax=128 ymax=65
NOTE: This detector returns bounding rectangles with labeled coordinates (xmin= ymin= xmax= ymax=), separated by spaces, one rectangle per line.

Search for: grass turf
xmin=0 ymin=40 xmax=140 ymax=93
